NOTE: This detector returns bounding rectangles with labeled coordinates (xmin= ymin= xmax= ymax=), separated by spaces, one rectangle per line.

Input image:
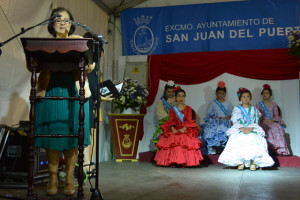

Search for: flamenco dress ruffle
xmin=155 ymin=131 xmax=203 ymax=166
xmin=199 ymin=113 xmax=230 ymax=154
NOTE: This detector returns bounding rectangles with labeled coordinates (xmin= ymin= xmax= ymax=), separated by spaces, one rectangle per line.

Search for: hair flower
xmin=217 ymin=81 xmax=226 ymax=88
xmin=173 ymin=86 xmax=181 ymax=93
xmin=263 ymin=84 xmax=271 ymax=89
xmin=236 ymin=87 xmax=248 ymax=97
xmin=167 ymin=80 xmax=175 ymax=86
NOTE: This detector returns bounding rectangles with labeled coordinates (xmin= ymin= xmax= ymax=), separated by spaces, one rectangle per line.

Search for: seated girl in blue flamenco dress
xmin=154 ymin=88 xmax=203 ymax=167
xmin=200 ymin=81 xmax=233 ymax=154
xmin=218 ymin=88 xmax=274 ymax=171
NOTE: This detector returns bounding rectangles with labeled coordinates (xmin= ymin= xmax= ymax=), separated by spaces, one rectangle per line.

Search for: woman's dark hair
xmin=216 ymin=87 xmax=226 ymax=94
xmin=238 ymin=89 xmax=252 ymax=101
xmin=48 ymin=7 xmax=75 ymax=37
xmin=261 ymin=88 xmax=272 ymax=96
xmin=161 ymin=83 xmax=175 ymax=99
xmin=175 ymin=89 xmax=186 ymax=97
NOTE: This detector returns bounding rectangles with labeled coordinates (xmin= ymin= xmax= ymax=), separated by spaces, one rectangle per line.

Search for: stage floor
xmin=0 ymin=161 xmax=300 ymax=200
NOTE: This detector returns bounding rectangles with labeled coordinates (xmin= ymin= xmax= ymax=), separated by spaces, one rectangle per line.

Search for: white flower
xmin=167 ymin=80 xmax=175 ymax=86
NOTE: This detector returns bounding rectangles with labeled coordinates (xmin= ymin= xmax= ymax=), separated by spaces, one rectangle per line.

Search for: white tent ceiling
xmin=94 ymin=0 xmax=244 ymax=16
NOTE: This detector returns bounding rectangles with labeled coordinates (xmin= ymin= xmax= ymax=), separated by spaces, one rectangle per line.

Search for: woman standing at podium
xmin=34 ymin=7 xmax=93 ymax=196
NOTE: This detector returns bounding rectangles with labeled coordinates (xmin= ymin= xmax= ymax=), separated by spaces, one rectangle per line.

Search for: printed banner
xmin=120 ymin=0 xmax=300 ymax=55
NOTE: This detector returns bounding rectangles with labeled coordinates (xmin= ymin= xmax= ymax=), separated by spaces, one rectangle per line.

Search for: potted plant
xmin=112 ymin=77 xmax=149 ymax=114
xmin=287 ymin=30 xmax=300 ymax=58
xmin=109 ymin=78 xmax=149 ymax=161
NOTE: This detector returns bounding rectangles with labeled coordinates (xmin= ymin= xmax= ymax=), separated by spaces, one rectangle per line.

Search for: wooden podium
xmin=109 ymin=114 xmax=145 ymax=162
xmin=21 ymin=38 xmax=92 ymax=199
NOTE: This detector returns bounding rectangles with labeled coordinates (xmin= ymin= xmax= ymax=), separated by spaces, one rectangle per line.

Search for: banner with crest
xmin=120 ymin=0 xmax=300 ymax=55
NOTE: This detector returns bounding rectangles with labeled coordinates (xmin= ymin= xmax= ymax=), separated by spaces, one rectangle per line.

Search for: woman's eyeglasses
xmin=55 ymin=18 xmax=70 ymax=24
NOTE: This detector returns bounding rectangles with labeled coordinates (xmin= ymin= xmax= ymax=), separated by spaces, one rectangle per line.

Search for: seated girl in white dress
xmin=200 ymin=81 xmax=233 ymax=154
xmin=218 ymin=88 xmax=274 ymax=170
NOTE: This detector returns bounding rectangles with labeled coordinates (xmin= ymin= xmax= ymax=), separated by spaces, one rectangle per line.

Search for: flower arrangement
xmin=112 ymin=77 xmax=149 ymax=113
xmin=287 ymin=30 xmax=300 ymax=58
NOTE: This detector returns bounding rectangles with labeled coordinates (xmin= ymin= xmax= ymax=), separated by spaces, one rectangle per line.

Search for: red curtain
xmin=144 ymin=48 xmax=299 ymax=111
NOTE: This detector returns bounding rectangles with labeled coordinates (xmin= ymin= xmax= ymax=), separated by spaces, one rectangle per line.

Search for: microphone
xmin=71 ymin=21 xmax=81 ymax=26
xmin=71 ymin=21 xmax=108 ymax=44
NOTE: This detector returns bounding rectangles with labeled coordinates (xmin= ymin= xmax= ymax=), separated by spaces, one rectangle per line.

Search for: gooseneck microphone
xmin=71 ymin=21 xmax=108 ymax=44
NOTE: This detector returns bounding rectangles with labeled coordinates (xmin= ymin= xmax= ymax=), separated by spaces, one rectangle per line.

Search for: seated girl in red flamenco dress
xmin=154 ymin=88 xmax=203 ymax=167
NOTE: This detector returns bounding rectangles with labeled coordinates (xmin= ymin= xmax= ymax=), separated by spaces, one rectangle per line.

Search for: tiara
xmin=263 ymin=84 xmax=271 ymax=89
xmin=237 ymin=87 xmax=248 ymax=97
xmin=217 ymin=81 xmax=225 ymax=88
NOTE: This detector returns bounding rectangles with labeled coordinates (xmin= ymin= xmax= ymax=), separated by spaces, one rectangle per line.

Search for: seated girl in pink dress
xmin=255 ymin=84 xmax=290 ymax=156
xmin=154 ymin=88 xmax=203 ymax=167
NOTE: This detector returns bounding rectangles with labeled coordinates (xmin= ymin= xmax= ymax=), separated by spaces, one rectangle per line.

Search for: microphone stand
xmin=0 ymin=16 xmax=54 ymax=56
xmin=91 ymin=39 xmax=106 ymax=200
xmin=74 ymin=21 xmax=106 ymax=200
xmin=72 ymin=21 xmax=107 ymax=44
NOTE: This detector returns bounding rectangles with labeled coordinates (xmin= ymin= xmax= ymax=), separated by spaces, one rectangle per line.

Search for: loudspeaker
xmin=0 ymin=123 xmax=49 ymax=187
